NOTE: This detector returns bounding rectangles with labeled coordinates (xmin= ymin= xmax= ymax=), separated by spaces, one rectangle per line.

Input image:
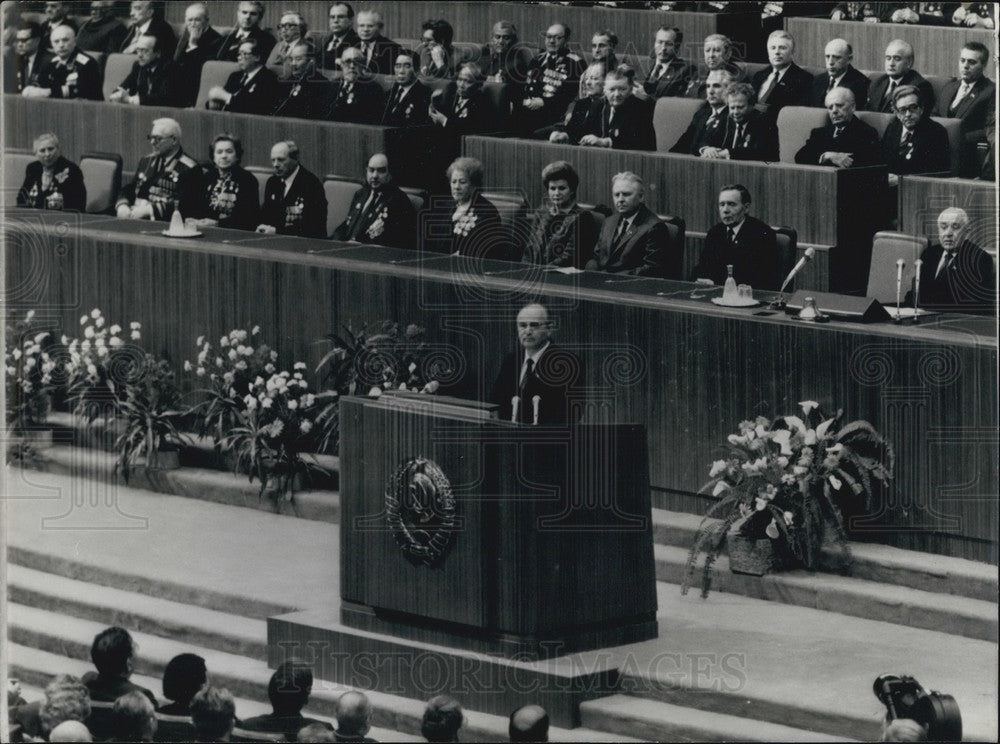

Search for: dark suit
xmin=75 ymin=15 xmax=128 ymax=55
xmin=424 ymin=194 xmax=507 ymax=260
xmin=704 ymin=110 xmax=780 ymax=161
xmin=220 ymin=66 xmax=281 ymax=115
xmin=4 ymin=49 xmax=52 ymax=93
xmin=354 ymin=34 xmax=401 ymax=75
xmin=273 ymin=69 xmax=332 ymax=119
xmin=578 ymin=97 xmax=656 ymax=151
xmin=808 ymin=66 xmax=871 ymax=109
xmin=172 ymin=27 xmax=223 ymax=106
xmin=795 ymin=115 xmax=882 ymax=167
xmin=432 ymin=84 xmax=498 ymax=136
xmin=751 ymin=62 xmax=813 ymax=118
xmin=491 ymin=344 xmax=585 ymax=425
xmin=238 ymin=713 xmax=332 ymax=742
xmin=683 ymin=61 xmax=746 ymax=99
xmin=476 ymin=44 xmax=533 ymax=89
xmin=118 ymin=17 xmax=177 ymax=58
xmin=318 ymin=29 xmax=361 ymax=70
xmin=185 ymin=165 xmax=260 ymax=231
xmin=36 ymin=51 xmax=102 ymax=100
xmin=523 ymin=205 xmax=600 ymax=268
xmin=82 ymin=672 xmax=157 ymax=743
xmin=534 ymin=94 xmax=602 ymax=142
xmin=119 ymin=148 xmax=202 ymax=222
xmin=936 ymin=76 xmax=996 ymax=176
xmin=17 ymin=156 xmax=87 ymax=212
xmin=867 ymin=70 xmax=935 ymax=113
xmin=585 ymin=205 xmax=675 ymax=277
xmin=332 ymin=183 xmax=416 ymax=250
xmin=881 ymin=117 xmax=951 ymax=175
xmin=521 ymin=49 xmax=587 ymax=132
xmin=323 ymin=78 xmax=384 ymax=124
xmin=215 ymin=26 xmax=276 ymax=62
xmin=643 ymin=57 xmax=696 ymax=99
xmin=691 ymin=216 xmax=781 ymax=290
xmin=260 ymin=166 xmax=328 ymax=238
xmin=380 ymin=81 xmax=432 ymax=127
xmin=670 ymin=103 xmax=729 ymax=155
xmin=904 ymin=240 xmax=996 ymax=314
xmin=117 ymin=59 xmax=181 ymax=107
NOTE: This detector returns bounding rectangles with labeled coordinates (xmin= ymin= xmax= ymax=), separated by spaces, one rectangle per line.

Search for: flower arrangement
xmin=64 ymin=309 xmax=142 ymax=422
xmin=4 ymin=310 xmax=58 ymax=451
xmin=682 ymin=400 xmax=895 ymax=598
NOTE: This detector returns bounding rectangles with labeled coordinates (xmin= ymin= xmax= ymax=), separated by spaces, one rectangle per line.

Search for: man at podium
xmin=491 ymin=303 xmax=584 ymax=425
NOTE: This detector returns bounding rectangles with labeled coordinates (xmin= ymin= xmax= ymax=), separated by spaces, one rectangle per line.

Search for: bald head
xmin=517 ymin=304 xmax=553 ymax=353
xmin=48 ymin=720 xmax=93 ymax=742
xmin=937 ymin=207 xmax=969 ymax=251
xmin=336 ymin=691 xmax=372 ymax=736
xmin=509 ymin=704 xmax=550 ymax=742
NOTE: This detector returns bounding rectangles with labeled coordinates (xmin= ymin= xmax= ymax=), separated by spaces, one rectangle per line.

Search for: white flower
xmin=252 ymin=325 xmax=260 ymax=335
xmin=399 ymin=382 xmax=408 ymax=390
xmin=368 ymin=386 xmax=382 ymax=397
xmin=293 ymin=362 xmax=307 ymax=370
xmin=197 ymin=350 xmax=208 ymax=365
xmin=84 ymin=326 xmax=95 ymax=339
xmin=244 ymin=395 xmax=257 ymax=410
xmin=302 ymin=394 xmax=315 ymax=407
xmin=216 ymin=356 xmax=224 ymax=367
xmin=96 ymin=346 xmax=108 ymax=358
xmin=61 ymin=335 xmax=69 ymax=344
xmin=131 ymin=330 xmax=141 ymax=340
xmin=287 ymin=399 xmax=298 ymax=410
xmin=91 ymin=308 xmax=101 ymax=319
xmin=709 ymin=459 xmax=727 ymax=478
xmin=270 ymin=351 xmax=278 ymax=361
xmin=261 ymin=397 xmax=273 ymax=408
xmin=196 ymin=335 xmax=205 ymax=346
xmin=6 ymin=366 xmax=16 ymax=375
xmin=421 ymin=380 xmax=440 ymax=394
xmin=235 ymin=360 xmax=247 ymax=370
xmin=80 ymin=315 xmax=88 ymax=325
xmin=33 ymin=332 xmax=49 ymax=344
xmin=771 ymin=429 xmax=793 ymax=456
xmin=783 ymin=511 xmax=794 ymax=526
xmin=220 ymin=335 xmax=230 ymax=347
xmin=196 ymin=368 xmax=206 ymax=377
xmin=25 ymin=357 xmax=36 ymax=369
xmin=799 ymin=400 xmax=819 ymax=415
xmin=254 ymin=376 xmax=265 ymax=387
xmin=804 ymin=429 xmax=817 ymax=446
xmin=228 ymin=348 xmax=238 ymax=360
xmin=265 ymin=363 xmax=276 ymax=373
xmin=110 ymin=324 xmax=121 ymax=334
xmin=223 ymin=371 xmax=234 ymax=383
xmin=300 ymin=420 xmax=312 ymax=433
xmin=95 ymin=316 xmax=105 ymax=328
xmin=293 ymin=372 xmax=303 ymax=380
xmin=25 ymin=310 xmax=35 ymax=321
xmin=234 ymin=330 xmax=247 ymax=342
xmin=86 ymin=363 xmax=97 ymax=377
xmin=184 ymin=360 xmax=192 ymax=371
xmin=80 ymin=339 xmax=91 ymax=352
xmin=130 ymin=321 xmax=141 ymax=330
xmin=12 ymin=348 xmax=22 ymax=360
xmin=711 ymin=480 xmax=729 ymax=496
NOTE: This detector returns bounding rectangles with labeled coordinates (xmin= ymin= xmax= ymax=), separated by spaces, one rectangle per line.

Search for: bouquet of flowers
xmin=683 ymin=400 xmax=895 ymax=597
xmin=5 ymin=310 xmax=57 ymax=437
xmin=64 ymin=309 xmax=142 ymax=421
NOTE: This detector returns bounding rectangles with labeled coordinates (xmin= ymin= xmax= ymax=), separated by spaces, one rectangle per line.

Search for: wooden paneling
xmin=898 ymin=176 xmax=998 ymax=255
xmin=5 ymin=212 xmax=997 ymax=562
xmin=785 ymin=17 xmax=995 ymax=79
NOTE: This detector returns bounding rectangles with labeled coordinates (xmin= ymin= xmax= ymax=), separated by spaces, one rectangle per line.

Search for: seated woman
xmin=156 ymin=654 xmax=206 ymax=742
xmin=429 ymin=62 xmax=497 ymax=135
xmin=185 ymin=133 xmax=260 ymax=231
xmin=538 ymin=61 xmax=607 ymax=143
xmin=17 ymin=132 xmax=86 ymax=212
xmin=418 ymin=18 xmax=455 ymax=79
xmin=424 ymin=157 xmax=509 ymax=260
xmin=554 ymin=66 xmax=656 ymax=151
xmin=523 ymin=160 xmax=600 ymax=269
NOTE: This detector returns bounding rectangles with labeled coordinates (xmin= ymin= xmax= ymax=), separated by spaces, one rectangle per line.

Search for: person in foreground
xmin=491 ymin=303 xmax=585 ymax=426
xmin=420 ymin=695 xmax=463 ymax=743
xmin=17 ymin=132 xmax=86 ymax=212
xmin=509 ymin=704 xmax=550 ymax=742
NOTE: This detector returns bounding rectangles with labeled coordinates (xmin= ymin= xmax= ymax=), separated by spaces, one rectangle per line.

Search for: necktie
xmin=827 ymin=76 xmax=837 ymax=92
xmin=727 ymin=226 xmax=736 ymax=244
xmin=651 ymin=63 xmax=664 ymax=81
xmin=613 ymin=218 xmax=629 ymax=246
xmin=898 ymin=130 xmax=912 ymax=156
xmin=340 ymin=82 xmax=353 ymax=101
xmin=393 ymin=85 xmax=405 ymax=109
xmin=759 ymin=69 xmax=779 ymax=103
xmin=240 ymin=72 xmax=249 ymax=88
xmin=833 ymin=125 xmax=844 ymax=139
xmin=935 ymin=249 xmax=955 ymax=278
xmin=951 ymin=81 xmax=972 ymax=111
xmin=363 ymin=41 xmax=372 ymax=62
xmin=519 ymin=357 xmax=535 ymax=389
xmin=351 ymin=191 xmax=379 ymax=239
xmin=883 ymin=79 xmax=898 ymax=109
xmin=732 ymin=124 xmax=743 ymax=150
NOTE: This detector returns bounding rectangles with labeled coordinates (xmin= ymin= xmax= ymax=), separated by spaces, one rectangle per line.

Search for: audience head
xmin=611 ymin=171 xmax=645 ymax=216
xmin=184 ymin=3 xmax=211 ymax=34
xmin=365 ymin=152 xmax=391 ymax=189
xmin=703 ymin=34 xmax=733 ymax=70
xmin=603 ymin=66 xmax=633 ymax=107
xmin=356 ymin=10 xmax=382 ymax=41
xmin=210 ymin=133 xmax=244 ymax=170
xmin=270 ymin=140 xmax=300 ymax=177
xmin=339 ymin=46 xmax=366 ymax=79
xmin=15 ymin=22 xmax=43 ymax=56
xmin=328 ymin=3 xmax=354 ymax=35
xmin=421 ymin=695 xmax=463 ymax=743
xmin=881 ymin=717 xmax=929 ymax=741
xmin=717 ymin=184 xmax=752 ymax=226
xmin=825 ymin=86 xmax=856 ymax=124
xmin=541 ymin=160 xmax=579 ymax=209
xmin=653 ymin=27 xmax=682 ymax=63
xmin=891 ymin=84 xmax=923 ymax=130
xmin=90 ymin=626 xmax=137 ymax=678
xmin=725 ymin=82 xmax=756 ymax=123
xmin=267 ymin=660 xmax=313 ymax=715
xmin=544 ymin=24 xmax=569 ymax=55
xmin=89 ymin=0 xmax=117 ymax=21
xmin=128 ymin=1 xmax=154 ymax=26
xmin=48 ymin=720 xmax=94 ymax=742
xmin=236 ymin=1 xmax=265 ymax=31
xmin=591 ymin=29 xmax=617 ymax=62
xmin=490 ymin=20 xmax=518 ymax=54
xmin=135 ymin=34 xmax=161 ymax=66
xmin=278 ymin=11 xmax=307 ymax=43
xmin=581 ymin=62 xmax=607 ymax=97
xmin=509 ymin=704 xmax=550 ymax=742
xmin=33 ymin=132 xmax=61 ymax=168
xmin=40 ymin=675 xmax=91 ymax=738
xmin=335 ymin=690 xmax=373 ymax=738
xmin=884 ymin=39 xmax=914 ymax=78
xmin=162 ymin=652 xmax=208 ymax=708
xmin=394 ymin=49 xmax=418 ymax=85
xmin=824 ymin=38 xmax=853 ymax=76
xmin=516 ymin=303 xmax=554 ymax=352
xmin=190 ymin=685 xmax=236 ymax=742
xmin=447 ymin=156 xmax=484 ymax=204
xmin=288 ymin=41 xmax=313 ymax=76
xmin=236 ymin=38 xmax=263 ymax=71
xmin=766 ymin=30 xmax=795 ymax=69
xmin=44 ymin=1 xmax=70 ymax=22
xmin=50 ymin=23 xmax=77 ymax=59
xmin=705 ymin=69 xmax=733 ymax=105
xmin=936 ymin=207 xmax=969 ymax=250
xmin=148 ymin=118 xmax=182 ymax=156
xmin=422 ymin=19 xmax=454 ymax=49
xmin=111 ymin=691 xmax=157 ymax=742
xmin=959 ymin=42 xmax=989 ymax=83
xmin=456 ymin=62 xmax=484 ymax=97
xmin=298 ymin=723 xmax=336 ymax=742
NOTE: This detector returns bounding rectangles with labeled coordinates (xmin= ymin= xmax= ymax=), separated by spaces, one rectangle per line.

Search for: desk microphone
xmin=511 ymin=396 xmax=520 ymax=422
xmin=771 ymin=247 xmax=815 ymax=309
xmin=532 ymin=395 xmax=541 ymax=425
xmin=893 ymin=258 xmax=905 ymax=323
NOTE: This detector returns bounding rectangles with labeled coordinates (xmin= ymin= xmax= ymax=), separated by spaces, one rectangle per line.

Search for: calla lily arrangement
xmin=683 ymin=400 xmax=895 ymax=598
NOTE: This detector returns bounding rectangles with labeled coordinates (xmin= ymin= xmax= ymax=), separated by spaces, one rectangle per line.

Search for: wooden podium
xmin=339 ymin=393 xmax=658 ymax=660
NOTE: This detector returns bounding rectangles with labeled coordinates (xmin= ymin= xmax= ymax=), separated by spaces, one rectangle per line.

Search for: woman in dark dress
xmin=17 ymin=132 xmax=86 ymax=212
xmin=523 ymin=161 xmax=600 ymax=268
xmin=187 ymin=133 xmax=259 ymax=231
xmin=428 ymin=62 xmax=497 ymax=136
xmin=418 ymin=18 xmax=455 ymax=80
xmin=426 ymin=157 xmax=509 ymax=260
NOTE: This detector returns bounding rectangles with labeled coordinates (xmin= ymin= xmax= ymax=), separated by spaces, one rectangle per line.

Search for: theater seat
xmin=481 ymin=190 xmax=529 ymax=261
xmin=400 ymin=186 xmax=428 ymax=215
xmin=4 ymin=150 xmax=35 ymax=207
xmin=79 ymin=151 xmax=123 ymax=214
xmin=196 ymin=61 xmax=239 ymax=109
xmin=102 ymin=52 xmax=137 ymax=101
xmin=482 ymin=82 xmax=511 ymax=130
xmin=246 ymin=166 xmax=273 ymax=205
xmin=155 ymin=712 xmax=197 ymax=742
xmin=776 ymin=105 xmax=829 ymax=163
xmin=657 ymin=214 xmax=686 ymax=280
xmin=866 ymin=231 xmax=927 ymax=303
xmin=453 ymin=42 xmax=480 ymax=65
xmin=772 ymin=226 xmax=798 ymax=289
xmin=653 ymin=97 xmax=706 ymax=151
xmin=924 ymin=75 xmax=952 ymax=108
xmin=231 ymin=726 xmax=286 ymax=742
xmin=323 ymin=175 xmax=364 ymax=237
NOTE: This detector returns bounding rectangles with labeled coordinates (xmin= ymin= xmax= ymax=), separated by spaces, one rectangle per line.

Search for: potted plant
xmin=5 ymin=310 xmax=58 ymax=458
xmin=682 ymin=400 xmax=895 ymax=598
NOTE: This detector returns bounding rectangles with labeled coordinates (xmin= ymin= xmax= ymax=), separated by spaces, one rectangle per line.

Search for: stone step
xmin=580 ymin=694 xmax=858 ymax=743
xmin=655 ymin=543 xmax=998 ymax=642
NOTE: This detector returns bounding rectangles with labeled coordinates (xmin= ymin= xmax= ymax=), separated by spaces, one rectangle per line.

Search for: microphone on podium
xmin=531 ymin=395 xmax=541 ymax=425
xmin=771 ymin=247 xmax=815 ymax=309
xmin=511 ymin=396 xmax=520 ymax=422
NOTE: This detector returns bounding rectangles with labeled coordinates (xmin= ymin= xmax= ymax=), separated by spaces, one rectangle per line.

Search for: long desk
xmin=5 ymin=210 xmax=996 ymax=562
xmin=899 ymin=176 xmax=998 ymax=255
xmin=785 ymin=17 xmax=995 ymax=79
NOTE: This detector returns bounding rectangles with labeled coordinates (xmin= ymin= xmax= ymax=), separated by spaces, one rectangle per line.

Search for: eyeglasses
xmin=236 ymin=51 xmax=256 ymax=58
xmin=545 ymin=34 xmax=565 ymax=40
xmin=895 ymin=104 xmax=921 ymax=114
xmin=15 ymin=37 xmax=35 ymax=43
xmin=278 ymin=22 xmax=299 ymax=28
xmin=492 ymin=34 xmax=514 ymax=40
xmin=146 ymin=134 xmax=173 ymax=143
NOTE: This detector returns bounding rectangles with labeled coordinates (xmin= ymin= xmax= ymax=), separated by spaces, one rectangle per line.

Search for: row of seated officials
xmin=7 ymin=625 xmax=553 ymax=742
xmin=5 ymin=3 xmax=994 ymax=175
xmin=15 ymin=124 xmax=995 ymax=316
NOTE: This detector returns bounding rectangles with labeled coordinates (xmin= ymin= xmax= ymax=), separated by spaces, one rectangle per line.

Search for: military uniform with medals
xmin=118 ymin=149 xmax=203 ymax=221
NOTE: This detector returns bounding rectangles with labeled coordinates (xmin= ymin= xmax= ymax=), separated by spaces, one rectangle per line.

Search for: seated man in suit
xmin=904 ymin=207 xmax=995 ymax=314
xmin=751 ymin=30 xmax=812 ymax=121
xmin=683 ymin=33 xmax=746 ymax=100
xmin=318 ymin=2 xmax=360 ymax=71
xmin=256 ymin=140 xmax=328 ymax=238
xmin=215 ymin=0 xmax=276 ymax=62
xmin=881 ymin=84 xmax=951 ymax=182
xmin=867 ymin=39 xmax=934 ymax=113
xmin=75 ymin=1 xmax=128 ymax=55
xmin=238 ymin=662 xmax=332 ymax=740
xmin=353 ymin=10 xmax=401 ymax=75
xmin=119 ymin=0 xmax=177 ymax=58
xmin=334 ymin=691 xmax=374 ymax=744
xmin=936 ymin=42 xmax=996 ymax=177
xmin=491 ymin=303 xmax=584 ymax=425
xmin=380 ymin=49 xmax=432 ymax=127
xmin=670 ymin=68 xmax=733 ymax=155
xmin=5 ymin=22 xmax=52 ymax=94
xmin=796 ymin=87 xmax=881 ymax=167
xmin=80 ymin=627 xmax=157 ymax=740
xmin=475 ymin=20 xmax=532 ymax=100
xmin=324 ymin=46 xmax=384 ymax=124
xmin=519 ymin=23 xmax=587 ymax=134
xmin=808 ymin=38 xmax=870 ymax=109
xmin=39 ymin=1 xmax=77 ymax=53
xmin=585 ymin=171 xmax=675 ymax=277
xmin=332 ymin=153 xmax=416 ymax=249
xmin=172 ymin=2 xmax=223 ymax=107
xmin=116 ymin=118 xmax=202 ymax=222
xmin=692 ymin=184 xmax=780 ymax=291
xmin=207 ymin=38 xmax=281 ymax=114
xmin=189 ymin=686 xmax=236 ymax=743
xmin=633 ymin=26 xmax=694 ymax=102
xmin=550 ymin=67 xmax=655 ymax=151
xmin=273 ymin=42 xmax=331 ymax=119
xmin=23 ymin=24 xmax=102 ymax=100
xmin=701 ymin=82 xmax=780 ymax=162
xmin=267 ymin=10 xmax=312 ymax=75
xmin=108 ymin=34 xmax=180 ymax=107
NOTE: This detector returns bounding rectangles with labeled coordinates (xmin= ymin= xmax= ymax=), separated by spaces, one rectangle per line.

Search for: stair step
xmin=7 ymin=565 xmax=268 ymax=660
xmin=580 ymin=694 xmax=858 ymax=743
xmin=655 ymin=543 xmax=998 ymax=641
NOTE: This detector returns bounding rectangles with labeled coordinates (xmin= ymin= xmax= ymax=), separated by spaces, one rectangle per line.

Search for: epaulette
xmin=178 ymin=154 xmax=198 ymax=168
xmin=75 ymin=52 xmax=93 ymax=65
xmin=566 ymin=52 xmax=583 ymax=62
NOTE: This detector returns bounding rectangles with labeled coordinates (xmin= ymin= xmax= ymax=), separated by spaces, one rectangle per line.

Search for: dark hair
xmin=190 ymin=685 xmax=235 ymax=740
xmin=593 ymin=28 xmax=618 ymax=47
xmin=509 ymin=704 xmax=550 ymax=742
xmin=720 ymin=183 xmax=752 ymax=205
xmin=396 ymin=47 xmax=418 ymax=66
xmin=421 ymin=695 xmax=463 ymax=743
xmin=963 ymin=41 xmax=989 ymax=65
xmin=725 ymin=81 xmax=757 ymax=105
xmin=422 ymin=19 xmax=454 ymax=48
xmin=541 ymin=160 xmax=579 ymax=193
xmin=18 ymin=21 xmax=43 ymax=39
xmin=138 ymin=32 xmax=160 ymax=53
xmin=90 ymin=627 xmax=135 ymax=677
xmin=267 ymin=661 xmax=313 ymax=715
xmin=330 ymin=2 xmax=354 ymax=19
xmin=162 ymin=653 xmax=207 ymax=704
xmin=656 ymin=25 xmax=683 ymax=45
xmin=237 ymin=37 xmax=261 ymax=58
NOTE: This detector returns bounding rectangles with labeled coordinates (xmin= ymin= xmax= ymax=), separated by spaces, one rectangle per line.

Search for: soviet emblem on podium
xmin=384 ymin=457 xmax=457 ymax=567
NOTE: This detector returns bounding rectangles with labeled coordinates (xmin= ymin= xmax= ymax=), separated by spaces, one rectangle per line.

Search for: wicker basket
xmin=728 ymin=532 xmax=782 ymax=576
